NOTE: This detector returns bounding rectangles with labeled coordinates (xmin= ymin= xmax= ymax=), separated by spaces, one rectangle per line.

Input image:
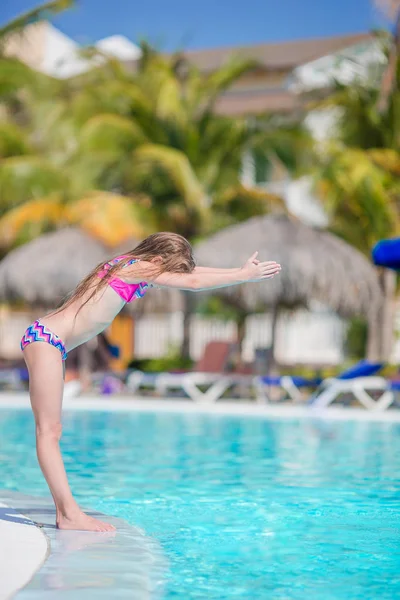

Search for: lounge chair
xmin=254 ymin=374 xmax=322 ymax=403
xmin=0 ymin=368 xmax=28 ymax=391
xmin=126 ymin=341 xmax=251 ymax=403
xmin=308 ymin=360 xmax=391 ymax=410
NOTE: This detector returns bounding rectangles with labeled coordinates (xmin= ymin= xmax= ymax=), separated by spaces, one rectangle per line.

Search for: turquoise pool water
xmin=1 ymin=408 xmax=400 ymax=599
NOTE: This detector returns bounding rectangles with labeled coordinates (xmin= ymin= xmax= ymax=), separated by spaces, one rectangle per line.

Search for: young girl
xmin=20 ymin=232 xmax=281 ymax=532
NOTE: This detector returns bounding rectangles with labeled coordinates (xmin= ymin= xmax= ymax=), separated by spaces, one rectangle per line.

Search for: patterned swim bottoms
xmin=20 ymin=320 xmax=68 ymax=361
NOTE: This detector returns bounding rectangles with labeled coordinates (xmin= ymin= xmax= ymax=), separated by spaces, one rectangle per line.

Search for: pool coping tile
xmin=0 ymin=491 xmax=166 ymax=599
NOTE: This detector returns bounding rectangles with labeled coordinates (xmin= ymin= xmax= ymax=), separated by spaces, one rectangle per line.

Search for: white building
xmin=4 ymin=21 xmax=141 ymax=78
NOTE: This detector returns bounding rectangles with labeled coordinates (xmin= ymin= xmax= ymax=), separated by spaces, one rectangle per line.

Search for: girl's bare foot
xmin=56 ymin=510 xmax=116 ymax=532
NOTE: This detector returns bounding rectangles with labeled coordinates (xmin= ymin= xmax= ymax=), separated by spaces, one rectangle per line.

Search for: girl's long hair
xmin=55 ymin=232 xmax=196 ymax=315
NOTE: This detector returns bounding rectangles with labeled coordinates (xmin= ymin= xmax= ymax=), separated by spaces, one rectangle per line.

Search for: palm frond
xmin=80 ymin=113 xmax=147 ymax=153
xmin=314 ymin=146 xmax=399 ymax=253
xmin=0 ymin=194 xmax=63 ymax=246
xmin=0 ymin=0 xmax=75 ymax=43
xmin=0 ymin=122 xmax=31 ymax=158
xmin=132 ymin=144 xmax=208 ymax=214
xmin=65 ymin=191 xmax=151 ymax=246
xmin=0 ymin=156 xmax=66 ymax=211
xmin=215 ymin=184 xmax=287 ymax=223
xmin=368 ymin=148 xmax=400 ymax=174
xmin=205 ymin=58 xmax=257 ymax=97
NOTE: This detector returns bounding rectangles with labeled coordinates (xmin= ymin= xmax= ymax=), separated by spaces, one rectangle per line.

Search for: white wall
xmin=132 ymin=309 xmax=345 ymax=365
xmin=19 ymin=23 xmax=142 ymax=79
xmin=292 ymin=39 xmax=384 ymax=91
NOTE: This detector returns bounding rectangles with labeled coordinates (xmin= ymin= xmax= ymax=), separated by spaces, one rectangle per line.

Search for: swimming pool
xmin=1 ymin=408 xmax=400 ymax=599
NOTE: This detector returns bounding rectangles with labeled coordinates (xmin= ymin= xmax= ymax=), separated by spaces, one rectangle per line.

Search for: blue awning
xmin=372 ymin=238 xmax=400 ymax=270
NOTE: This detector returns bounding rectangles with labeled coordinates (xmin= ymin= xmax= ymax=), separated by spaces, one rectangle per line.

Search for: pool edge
xmin=0 ymin=392 xmax=400 ymax=422
xmin=0 ymin=501 xmax=49 ymax=600
xmin=0 ymin=491 xmax=167 ymax=599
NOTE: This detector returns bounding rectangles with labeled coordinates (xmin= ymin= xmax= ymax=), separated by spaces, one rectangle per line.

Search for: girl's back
xmin=39 ymin=283 xmax=127 ymax=352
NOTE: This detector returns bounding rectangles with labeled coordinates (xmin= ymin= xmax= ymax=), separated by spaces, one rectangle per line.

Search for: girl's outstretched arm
xmin=193 ymin=266 xmax=240 ymax=273
xmin=123 ymin=252 xmax=281 ymax=291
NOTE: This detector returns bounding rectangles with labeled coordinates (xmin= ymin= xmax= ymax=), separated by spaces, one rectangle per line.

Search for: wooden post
xmin=78 ymin=344 xmax=92 ymax=392
xmin=108 ymin=314 xmax=134 ymax=371
xmin=366 ymin=308 xmax=382 ymax=362
xmin=181 ymin=293 xmax=195 ymax=359
xmin=269 ymin=304 xmax=279 ymax=372
xmin=236 ymin=310 xmax=247 ymax=370
xmin=367 ymin=268 xmax=397 ymax=362
xmin=380 ymin=268 xmax=396 ymax=361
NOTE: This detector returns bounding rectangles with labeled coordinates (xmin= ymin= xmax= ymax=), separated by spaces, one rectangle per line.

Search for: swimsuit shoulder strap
xmin=106 ymin=255 xmax=139 ymax=269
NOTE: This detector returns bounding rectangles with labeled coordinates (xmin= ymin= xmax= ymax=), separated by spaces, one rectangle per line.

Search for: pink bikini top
xmin=97 ymin=255 xmax=149 ymax=303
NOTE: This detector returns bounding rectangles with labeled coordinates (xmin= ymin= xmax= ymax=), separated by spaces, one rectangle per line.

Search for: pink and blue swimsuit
xmin=21 ymin=256 xmax=149 ymax=361
xmin=97 ymin=255 xmax=149 ymax=302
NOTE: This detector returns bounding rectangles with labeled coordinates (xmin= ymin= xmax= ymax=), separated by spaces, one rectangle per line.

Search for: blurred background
xmin=0 ymin=0 xmax=399 ymax=399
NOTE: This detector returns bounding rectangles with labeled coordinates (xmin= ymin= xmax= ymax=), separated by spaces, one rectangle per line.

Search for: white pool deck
xmin=1 ymin=391 xmax=400 ymax=421
xmin=0 ymin=502 xmax=48 ymax=600
xmin=1 ymin=391 xmax=400 ymax=598
xmin=0 ymin=491 xmax=166 ymax=600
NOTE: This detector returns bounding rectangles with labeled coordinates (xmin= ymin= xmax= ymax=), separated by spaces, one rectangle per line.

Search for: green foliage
xmin=312 ymin=59 xmax=400 ymax=255
xmin=344 ymin=317 xmax=368 ymax=360
xmin=0 ymin=157 xmax=66 ymax=212
xmin=128 ymin=349 xmax=193 ymax=373
xmin=0 ymin=9 xmax=312 ymax=247
xmin=196 ymin=295 xmax=242 ymax=322
xmin=0 ymin=123 xmax=31 ymax=158
xmin=80 ymin=114 xmax=146 ymax=154
xmin=315 ymin=145 xmax=400 ymax=253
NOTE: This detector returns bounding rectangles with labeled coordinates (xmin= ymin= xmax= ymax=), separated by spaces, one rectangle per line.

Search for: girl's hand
xmin=241 ymin=252 xmax=281 ymax=282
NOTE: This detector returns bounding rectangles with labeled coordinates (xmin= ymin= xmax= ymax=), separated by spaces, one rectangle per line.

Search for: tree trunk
xmin=269 ymin=304 xmax=279 ymax=374
xmin=78 ymin=343 xmax=92 ymax=392
xmin=236 ymin=311 xmax=247 ymax=369
xmin=366 ymin=309 xmax=381 ymax=362
xmin=380 ymin=268 xmax=396 ymax=361
xmin=367 ymin=268 xmax=396 ymax=362
xmin=181 ymin=293 xmax=195 ymax=360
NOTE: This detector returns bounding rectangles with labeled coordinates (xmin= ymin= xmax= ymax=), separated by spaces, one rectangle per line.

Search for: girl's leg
xmin=23 ymin=343 xmax=115 ymax=532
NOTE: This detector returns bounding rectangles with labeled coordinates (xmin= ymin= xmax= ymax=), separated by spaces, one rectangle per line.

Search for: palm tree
xmin=311 ymin=54 xmax=400 ymax=360
xmin=63 ymin=46 xmax=295 ymax=238
xmin=0 ymin=91 xmax=149 ymax=246
xmin=374 ymin=0 xmax=400 ymax=111
xmin=0 ymin=2 xmax=152 ymax=248
xmin=0 ymin=44 xmax=307 ymax=248
xmin=312 ymin=74 xmax=400 ymax=255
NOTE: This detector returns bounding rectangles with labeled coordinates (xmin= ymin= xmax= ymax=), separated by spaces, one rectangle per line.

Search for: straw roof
xmin=195 ymin=214 xmax=383 ymax=317
xmin=0 ymin=227 xmax=182 ymax=312
xmin=181 ymin=33 xmax=373 ymax=73
xmin=0 ymin=228 xmax=109 ymax=306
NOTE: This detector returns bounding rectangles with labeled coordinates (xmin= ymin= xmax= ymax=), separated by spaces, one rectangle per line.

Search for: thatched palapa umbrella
xmin=0 ymin=228 xmax=109 ymax=306
xmin=195 ymin=214 xmax=383 ymax=360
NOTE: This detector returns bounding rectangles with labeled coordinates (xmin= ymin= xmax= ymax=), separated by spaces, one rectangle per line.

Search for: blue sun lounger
xmin=254 ymin=374 xmax=322 ymax=403
xmin=308 ymin=360 xmax=394 ymax=410
xmin=254 ymin=360 xmax=388 ymax=406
